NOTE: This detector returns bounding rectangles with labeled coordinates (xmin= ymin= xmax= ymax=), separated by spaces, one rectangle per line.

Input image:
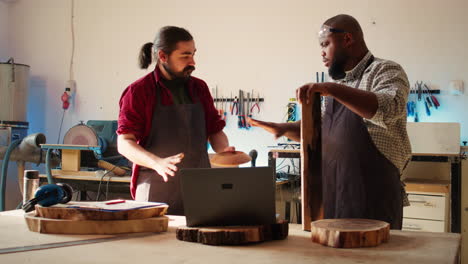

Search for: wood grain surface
xmin=300 ymin=93 xmax=323 ymax=231
xmin=176 ymin=221 xmax=289 ymax=245
xmin=310 ymin=219 xmax=390 ymax=248
xmin=35 ymin=201 xmax=168 ymax=221
xmin=24 ymin=212 xmax=169 ymax=234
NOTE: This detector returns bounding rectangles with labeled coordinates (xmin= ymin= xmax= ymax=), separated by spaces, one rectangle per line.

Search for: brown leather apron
xmin=135 ymin=80 xmax=211 ymax=215
xmin=322 ymin=57 xmax=403 ymax=229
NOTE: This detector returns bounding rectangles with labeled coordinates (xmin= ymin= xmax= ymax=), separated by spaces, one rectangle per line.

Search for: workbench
xmin=0 ymin=210 xmax=460 ymax=263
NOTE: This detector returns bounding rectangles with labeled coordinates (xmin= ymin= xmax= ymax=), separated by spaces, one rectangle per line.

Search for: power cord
xmin=96 ymin=166 xmax=116 ymax=201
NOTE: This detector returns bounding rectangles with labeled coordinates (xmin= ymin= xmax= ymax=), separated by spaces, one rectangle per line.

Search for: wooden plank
xmin=61 ymin=149 xmax=81 ymax=171
xmin=51 ymin=169 xmax=96 ymax=177
xmin=461 ymin=159 xmax=468 ymax=264
xmin=41 ymin=144 xmax=99 ymax=148
xmin=301 ymin=93 xmax=323 ymax=231
xmin=405 ymin=181 xmax=450 ymax=194
xmin=97 ymin=160 xmax=126 ymax=176
xmin=35 ymin=201 xmax=168 ymax=220
xmin=310 ymin=219 xmax=389 ymax=248
xmin=24 ymin=212 xmax=169 ymax=234
xmin=176 ymin=221 xmax=288 ymax=245
xmin=40 ymin=173 xmax=131 ymax=183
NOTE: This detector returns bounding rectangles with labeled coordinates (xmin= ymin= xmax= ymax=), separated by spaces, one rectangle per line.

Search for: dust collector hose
xmin=0 ymin=139 xmax=22 ymax=211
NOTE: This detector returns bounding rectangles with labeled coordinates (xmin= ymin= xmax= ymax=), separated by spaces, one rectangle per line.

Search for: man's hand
xmin=247 ymin=118 xmax=286 ymax=139
xmin=296 ymin=83 xmax=330 ymax=104
xmin=151 ymin=153 xmax=184 ymax=182
xmin=221 ymin=146 xmax=236 ymax=153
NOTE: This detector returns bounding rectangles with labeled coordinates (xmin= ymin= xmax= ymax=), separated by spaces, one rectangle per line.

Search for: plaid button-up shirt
xmin=323 ymin=51 xmax=412 ymax=205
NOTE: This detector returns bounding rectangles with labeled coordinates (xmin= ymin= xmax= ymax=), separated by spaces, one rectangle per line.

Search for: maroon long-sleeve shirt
xmin=117 ymin=66 xmax=225 ymax=197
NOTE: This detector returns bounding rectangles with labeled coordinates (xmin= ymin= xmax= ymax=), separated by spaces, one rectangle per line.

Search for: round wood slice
xmin=210 ymin=151 xmax=251 ymax=167
xmin=24 ymin=212 xmax=169 ymax=234
xmin=35 ymin=201 xmax=168 ymax=221
xmin=310 ymin=219 xmax=390 ymax=248
xmin=176 ymin=221 xmax=289 ymax=245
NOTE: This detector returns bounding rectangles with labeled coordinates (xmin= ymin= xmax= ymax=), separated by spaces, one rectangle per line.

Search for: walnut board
xmin=310 ymin=219 xmax=390 ymax=248
xmin=24 ymin=212 xmax=169 ymax=234
xmin=300 ymin=93 xmax=323 ymax=231
xmin=176 ymin=221 xmax=289 ymax=245
xmin=35 ymin=201 xmax=168 ymax=221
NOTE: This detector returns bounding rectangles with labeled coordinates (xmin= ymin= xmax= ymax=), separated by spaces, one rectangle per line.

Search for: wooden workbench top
xmin=0 ymin=210 xmax=460 ymax=263
xmin=39 ymin=174 xmax=131 ymax=183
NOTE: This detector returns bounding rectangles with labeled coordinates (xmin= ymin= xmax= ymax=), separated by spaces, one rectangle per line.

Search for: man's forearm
xmin=282 ymin=121 xmax=301 ymax=142
xmin=327 ymin=83 xmax=378 ymax=119
xmin=208 ymin=130 xmax=229 ymax=153
xmin=117 ymin=136 xmax=159 ymax=170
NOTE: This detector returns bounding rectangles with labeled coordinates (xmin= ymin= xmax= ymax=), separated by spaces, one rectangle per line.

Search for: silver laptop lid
xmin=180 ymin=167 xmax=276 ymax=227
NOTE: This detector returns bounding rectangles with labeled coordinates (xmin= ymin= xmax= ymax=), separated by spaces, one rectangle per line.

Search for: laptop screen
xmin=179 ymin=167 xmax=276 ymax=227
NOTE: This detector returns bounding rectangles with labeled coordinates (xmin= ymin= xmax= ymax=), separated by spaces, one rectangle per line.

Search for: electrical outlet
xmin=449 ymin=80 xmax=464 ymax=95
xmin=66 ymin=80 xmax=76 ymax=95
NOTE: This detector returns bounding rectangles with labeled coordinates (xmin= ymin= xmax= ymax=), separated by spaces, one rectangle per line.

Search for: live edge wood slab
xmin=310 ymin=219 xmax=390 ymax=248
xmin=176 ymin=220 xmax=289 ymax=245
xmin=24 ymin=201 xmax=170 ymax=235
xmin=35 ymin=201 xmax=168 ymax=221
xmin=24 ymin=212 xmax=169 ymax=235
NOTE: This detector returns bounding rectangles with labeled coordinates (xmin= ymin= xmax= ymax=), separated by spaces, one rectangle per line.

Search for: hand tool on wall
xmin=410 ymin=101 xmax=416 ymax=116
xmin=424 ymin=99 xmax=431 ymax=116
xmin=424 ymin=88 xmax=432 ymax=116
xmin=416 ymin=81 xmax=423 ymax=101
xmin=214 ymin=86 xmax=226 ymax=120
xmin=414 ymin=108 xmax=419 ymax=122
xmin=423 ymin=83 xmax=440 ymax=108
xmin=223 ymin=96 xmax=228 ymax=121
xmin=406 ymin=85 xmax=414 ymax=117
xmin=231 ymin=96 xmax=239 ymax=115
xmin=237 ymin=90 xmax=244 ymax=128
xmin=218 ymin=96 xmax=226 ymax=121
xmin=250 ymin=92 xmax=260 ymax=114
xmin=246 ymin=92 xmax=251 ymax=129
xmin=316 ymin=71 xmax=325 ymax=83
xmin=240 ymin=90 xmax=247 ymax=129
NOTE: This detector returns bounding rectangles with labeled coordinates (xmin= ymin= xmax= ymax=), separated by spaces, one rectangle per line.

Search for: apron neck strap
xmin=354 ymin=55 xmax=375 ymax=89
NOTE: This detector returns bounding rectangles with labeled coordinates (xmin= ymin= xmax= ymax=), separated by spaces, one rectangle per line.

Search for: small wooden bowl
xmin=210 ymin=151 xmax=251 ymax=167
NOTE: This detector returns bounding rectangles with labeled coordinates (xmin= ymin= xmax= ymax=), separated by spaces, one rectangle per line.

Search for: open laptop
xmin=179 ymin=167 xmax=276 ymax=227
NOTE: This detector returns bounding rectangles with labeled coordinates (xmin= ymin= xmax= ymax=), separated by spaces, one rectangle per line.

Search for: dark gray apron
xmin=322 ymin=57 xmax=403 ymax=229
xmin=135 ymin=79 xmax=211 ymax=215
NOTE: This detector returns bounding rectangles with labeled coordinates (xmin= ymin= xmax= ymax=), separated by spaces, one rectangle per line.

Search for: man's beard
xmin=328 ymin=52 xmax=347 ymax=80
xmin=162 ymin=62 xmax=195 ymax=81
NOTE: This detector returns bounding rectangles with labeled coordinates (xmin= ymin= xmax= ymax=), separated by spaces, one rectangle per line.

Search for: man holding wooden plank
xmin=249 ymin=14 xmax=411 ymax=229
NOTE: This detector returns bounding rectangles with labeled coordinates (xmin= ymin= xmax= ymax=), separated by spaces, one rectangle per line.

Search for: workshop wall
xmin=0 ymin=1 xmax=10 ymax=61
xmin=1 ymin=0 xmax=467 ymax=167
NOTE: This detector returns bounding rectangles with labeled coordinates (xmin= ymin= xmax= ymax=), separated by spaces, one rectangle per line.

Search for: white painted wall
xmin=4 ymin=0 xmax=468 ymax=168
xmin=0 ymin=1 xmax=10 ymax=60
